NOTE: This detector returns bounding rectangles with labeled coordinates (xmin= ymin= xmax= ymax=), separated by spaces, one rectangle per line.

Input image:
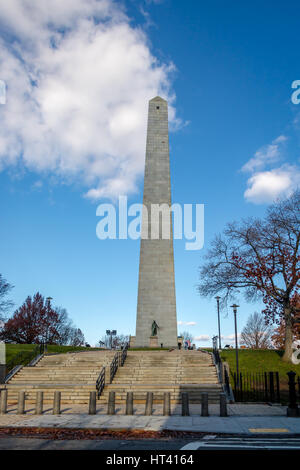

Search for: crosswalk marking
xmin=180 ymin=437 xmax=300 ymax=450
xmin=180 ymin=441 xmax=203 ymax=450
xmin=249 ymin=428 xmax=290 ymax=433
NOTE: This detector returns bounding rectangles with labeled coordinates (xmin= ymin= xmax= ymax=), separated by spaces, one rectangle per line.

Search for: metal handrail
xmin=212 ymin=348 xmax=223 ymax=383
xmin=96 ymin=366 xmax=105 ymax=398
xmin=120 ymin=342 xmax=129 ymax=366
xmin=110 ymin=353 xmax=119 ymax=383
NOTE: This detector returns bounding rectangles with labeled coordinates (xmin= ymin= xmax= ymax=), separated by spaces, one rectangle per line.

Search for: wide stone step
xmin=6 ymin=383 xmax=96 ymax=389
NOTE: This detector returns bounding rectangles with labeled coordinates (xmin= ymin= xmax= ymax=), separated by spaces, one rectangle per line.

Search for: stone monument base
xmin=129 ymin=336 xmax=135 ymax=348
xmin=149 ymin=336 xmax=159 ymax=348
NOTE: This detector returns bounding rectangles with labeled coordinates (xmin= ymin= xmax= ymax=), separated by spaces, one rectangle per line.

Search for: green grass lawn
xmin=5 ymin=343 xmax=104 ymax=369
xmin=5 ymin=343 xmax=37 ymax=364
xmin=220 ymin=349 xmax=300 ymax=381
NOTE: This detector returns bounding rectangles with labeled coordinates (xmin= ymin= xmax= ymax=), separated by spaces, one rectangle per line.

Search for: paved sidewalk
xmin=1 ymin=414 xmax=300 ymax=435
xmin=0 ymin=404 xmax=299 ymax=435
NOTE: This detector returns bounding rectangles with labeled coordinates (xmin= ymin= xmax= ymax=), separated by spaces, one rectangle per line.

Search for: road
xmin=0 ymin=436 xmax=300 ymax=450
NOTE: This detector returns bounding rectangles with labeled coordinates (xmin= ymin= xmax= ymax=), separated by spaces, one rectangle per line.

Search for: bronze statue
xmin=151 ymin=320 xmax=159 ymax=336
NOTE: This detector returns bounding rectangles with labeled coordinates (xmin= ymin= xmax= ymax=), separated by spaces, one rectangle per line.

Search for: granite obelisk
xmin=135 ymin=96 xmax=178 ymax=348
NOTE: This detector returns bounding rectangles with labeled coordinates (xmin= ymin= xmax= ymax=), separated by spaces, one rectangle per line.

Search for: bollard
xmin=163 ymin=392 xmax=171 ymax=416
xmin=201 ymin=392 xmax=209 ymax=417
xmin=17 ymin=391 xmax=25 ymax=415
xmin=53 ymin=391 xmax=61 ymax=415
xmin=0 ymin=389 xmax=7 ymax=415
xmin=89 ymin=391 xmax=96 ymax=415
xmin=107 ymin=391 xmax=115 ymax=415
xmin=36 ymin=391 xmax=43 ymax=415
xmin=181 ymin=392 xmax=189 ymax=416
xmin=145 ymin=392 xmax=153 ymax=416
xmin=126 ymin=392 xmax=134 ymax=415
xmin=287 ymin=371 xmax=300 ymax=417
xmin=220 ymin=393 xmax=228 ymax=417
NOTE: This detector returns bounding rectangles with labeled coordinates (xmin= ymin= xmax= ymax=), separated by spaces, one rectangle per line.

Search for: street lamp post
xmin=215 ymin=296 xmax=222 ymax=349
xmin=106 ymin=330 xmax=117 ymax=349
xmin=230 ymin=304 xmax=240 ymax=386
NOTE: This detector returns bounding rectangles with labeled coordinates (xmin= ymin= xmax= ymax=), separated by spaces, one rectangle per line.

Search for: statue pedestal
xmin=149 ymin=336 xmax=158 ymax=348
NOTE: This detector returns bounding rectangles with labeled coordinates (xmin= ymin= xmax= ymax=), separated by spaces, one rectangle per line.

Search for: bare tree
xmin=240 ymin=312 xmax=274 ymax=349
xmin=180 ymin=331 xmax=194 ymax=343
xmin=112 ymin=334 xmax=129 ymax=348
xmin=99 ymin=334 xmax=129 ymax=349
xmin=198 ymin=190 xmax=300 ymax=362
xmin=0 ymin=274 xmax=13 ymax=321
xmin=69 ymin=328 xmax=85 ymax=347
xmin=55 ymin=307 xmax=75 ymax=345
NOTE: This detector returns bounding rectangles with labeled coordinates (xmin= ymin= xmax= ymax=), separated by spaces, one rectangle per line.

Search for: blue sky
xmin=0 ymin=0 xmax=300 ymax=346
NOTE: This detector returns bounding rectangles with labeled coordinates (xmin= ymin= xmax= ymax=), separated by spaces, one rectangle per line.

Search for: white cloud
xmin=194 ymin=335 xmax=210 ymax=342
xmin=178 ymin=321 xmax=197 ymax=326
xmin=242 ymin=135 xmax=287 ymax=173
xmin=0 ymin=0 xmax=180 ymax=199
xmin=241 ymin=133 xmax=300 ymax=204
xmin=244 ymin=165 xmax=300 ymax=204
xmin=221 ymin=334 xmax=241 ymax=344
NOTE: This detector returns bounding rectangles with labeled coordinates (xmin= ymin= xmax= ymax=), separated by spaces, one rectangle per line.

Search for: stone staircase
xmin=5 ymin=350 xmax=115 ymax=404
xmin=99 ymin=350 xmax=222 ymax=404
xmin=4 ymin=349 xmax=222 ymax=405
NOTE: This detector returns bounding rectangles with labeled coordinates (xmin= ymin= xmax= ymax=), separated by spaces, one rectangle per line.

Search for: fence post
xmin=269 ymin=372 xmax=275 ymax=403
xmin=145 ymin=392 xmax=153 ymax=416
xmin=264 ymin=372 xmax=269 ymax=402
xmin=17 ymin=391 xmax=25 ymax=415
xmin=163 ymin=392 xmax=171 ymax=416
xmin=36 ymin=391 xmax=43 ymax=415
xmin=89 ymin=391 xmax=96 ymax=415
xmin=287 ymin=371 xmax=300 ymax=417
xmin=233 ymin=372 xmax=237 ymax=400
xmin=107 ymin=391 xmax=115 ymax=415
xmin=201 ymin=392 xmax=209 ymax=417
xmin=0 ymin=389 xmax=7 ymax=414
xmin=239 ymin=372 xmax=243 ymax=401
xmin=53 ymin=391 xmax=61 ymax=415
xmin=126 ymin=392 xmax=134 ymax=415
xmin=275 ymin=372 xmax=280 ymax=403
xmin=181 ymin=392 xmax=189 ymax=416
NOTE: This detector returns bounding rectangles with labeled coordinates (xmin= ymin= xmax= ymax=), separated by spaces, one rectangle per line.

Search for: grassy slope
xmin=5 ymin=344 xmax=103 ymax=364
xmin=220 ymin=349 xmax=300 ymax=381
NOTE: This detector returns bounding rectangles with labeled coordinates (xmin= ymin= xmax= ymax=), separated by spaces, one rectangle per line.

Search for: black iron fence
xmin=233 ymin=370 xmax=300 ymax=404
xmin=233 ymin=371 xmax=282 ymax=403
